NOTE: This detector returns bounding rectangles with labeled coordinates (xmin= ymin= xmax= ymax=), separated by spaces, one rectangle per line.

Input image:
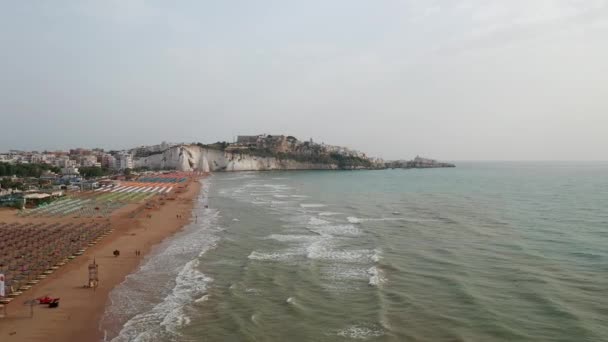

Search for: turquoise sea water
xmin=102 ymin=162 xmax=608 ymax=341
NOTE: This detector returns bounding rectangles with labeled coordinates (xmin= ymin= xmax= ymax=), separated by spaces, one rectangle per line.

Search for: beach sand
xmin=0 ymin=176 xmax=204 ymax=342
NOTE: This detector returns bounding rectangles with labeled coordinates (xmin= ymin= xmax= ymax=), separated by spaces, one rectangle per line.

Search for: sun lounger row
xmin=0 ymin=221 xmax=113 ymax=301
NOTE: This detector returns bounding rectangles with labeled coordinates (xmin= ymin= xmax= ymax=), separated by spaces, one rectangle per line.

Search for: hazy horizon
xmin=1 ymin=1 xmax=607 ymax=161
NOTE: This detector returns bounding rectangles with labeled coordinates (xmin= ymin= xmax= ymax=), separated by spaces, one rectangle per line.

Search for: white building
xmin=81 ymin=155 xmax=100 ymax=167
xmin=60 ymin=166 xmax=80 ymax=175
xmin=55 ymin=156 xmax=76 ymax=168
xmin=115 ymin=153 xmax=133 ymax=170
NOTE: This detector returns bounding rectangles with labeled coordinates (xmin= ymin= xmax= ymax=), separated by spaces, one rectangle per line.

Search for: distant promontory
xmin=132 ymin=135 xmax=454 ymax=172
xmin=385 ymin=156 xmax=455 ymax=169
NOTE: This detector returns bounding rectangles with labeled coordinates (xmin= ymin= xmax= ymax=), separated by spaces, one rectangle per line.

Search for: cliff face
xmin=134 ymin=145 xmax=340 ymax=172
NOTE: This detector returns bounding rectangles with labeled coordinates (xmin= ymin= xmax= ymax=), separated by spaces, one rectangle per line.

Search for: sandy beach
xmin=0 ymin=175 xmax=204 ymax=342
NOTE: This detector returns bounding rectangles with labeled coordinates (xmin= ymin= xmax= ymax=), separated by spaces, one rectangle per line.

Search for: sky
xmin=1 ymin=0 xmax=607 ymax=161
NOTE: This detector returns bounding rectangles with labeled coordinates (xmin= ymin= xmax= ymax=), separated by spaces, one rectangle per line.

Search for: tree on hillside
xmin=79 ymin=166 xmax=109 ymax=178
xmin=0 ymin=162 xmax=59 ymax=178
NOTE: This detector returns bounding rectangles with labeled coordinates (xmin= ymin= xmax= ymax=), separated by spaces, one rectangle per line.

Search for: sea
xmin=100 ymin=162 xmax=608 ymax=341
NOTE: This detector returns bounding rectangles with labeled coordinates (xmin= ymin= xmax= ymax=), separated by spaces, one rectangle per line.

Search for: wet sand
xmin=0 ymin=176 xmax=204 ymax=342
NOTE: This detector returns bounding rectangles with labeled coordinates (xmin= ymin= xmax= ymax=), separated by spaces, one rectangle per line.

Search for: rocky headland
xmin=132 ymin=135 xmax=454 ymax=172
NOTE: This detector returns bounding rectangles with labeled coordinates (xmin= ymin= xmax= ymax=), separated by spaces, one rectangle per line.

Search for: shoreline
xmin=0 ymin=175 xmax=205 ymax=342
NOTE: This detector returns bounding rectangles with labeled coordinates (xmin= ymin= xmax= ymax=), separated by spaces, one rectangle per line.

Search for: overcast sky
xmin=1 ymin=1 xmax=607 ymax=160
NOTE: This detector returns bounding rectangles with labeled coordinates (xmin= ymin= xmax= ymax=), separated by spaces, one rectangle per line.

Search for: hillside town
xmin=229 ymin=134 xmax=370 ymax=160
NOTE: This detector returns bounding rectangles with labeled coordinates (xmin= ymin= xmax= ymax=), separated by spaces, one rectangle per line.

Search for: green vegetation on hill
xmin=328 ymin=153 xmax=373 ymax=169
xmin=196 ymin=142 xmax=229 ymax=150
xmin=230 ymin=148 xmax=372 ymax=169
xmin=0 ymin=162 xmax=60 ymax=178
xmin=79 ymin=166 xmax=111 ymax=178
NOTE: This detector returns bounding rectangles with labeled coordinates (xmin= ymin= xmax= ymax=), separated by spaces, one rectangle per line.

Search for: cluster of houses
xmin=0 ymin=148 xmax=138 ymax=207
xmin=0 ymin=148 xmax=135 ymax=176
xmin=130 ymin=141 xmax=175 ymax=157
xmin=231 ymin=134 xmax=371 ymax=160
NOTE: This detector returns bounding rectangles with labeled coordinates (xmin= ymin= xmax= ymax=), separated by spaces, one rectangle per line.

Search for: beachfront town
xmin=0 ymin=142 xmax=176 ymax=200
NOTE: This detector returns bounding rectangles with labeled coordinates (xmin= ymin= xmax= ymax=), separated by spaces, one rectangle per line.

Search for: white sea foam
xmin=318 ymin=211 xmax=342 ymax=216
xmin=245 ymin=288 xmax=261 ymax=295
xmin=348 ymin=216 xmax=425 ymax=223
xmin=273 ymin=194 xmax=289 ymax=198
xmin=266 ymin=234 xmax=318 ymax=242
xmin=195 ymin=294 xmax=210 ymax=303
xmin=306 ymin=241 xmax=375 ymax=263
xmin=347 ymin=216 xmax=363 ymax=223
xmin=368 ymin=266 xmax=386 ymax=286
xmin=300 ymin=203 xmax=327 ymax=208
xmin=337 ymin=325 xmax=385 ymax=339
xmin=371 ymin=249 xmax=382 ymax=262
xmin=310 ymin=224 xmax=361 ymax=236
xmin=110 ymin=259 xmax=213 ymax=341
xmin=286 ymin=297 xmax=295 ymax=304
xmin=248 ymin=250 xmax=300 ymax=261
xmin=308 ymin=217 xmax=330 ymax=226
xmin=308 ymin=249 xmax=375 ymax=262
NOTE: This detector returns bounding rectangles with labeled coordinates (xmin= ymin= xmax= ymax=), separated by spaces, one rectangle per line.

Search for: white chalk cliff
xmin=134 ymin=145 xmax=339 ymax=172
